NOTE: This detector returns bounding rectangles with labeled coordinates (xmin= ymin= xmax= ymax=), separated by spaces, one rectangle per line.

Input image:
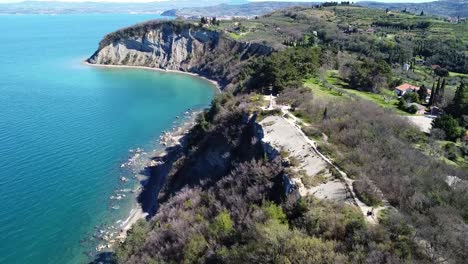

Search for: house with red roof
xmin=395 ymin=83 xmax=420 ymax=97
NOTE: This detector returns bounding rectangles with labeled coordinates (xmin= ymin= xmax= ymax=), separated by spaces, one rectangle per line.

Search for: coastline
xmin=93 ymin=103 xmax=203 ymax=253
xmin=120 ymin=112 xmax=198 ymax=235
xmin=83 ymin=61 xmax=222 ymax=92
xmin=83 ymin=60 xmax=214 ymax=254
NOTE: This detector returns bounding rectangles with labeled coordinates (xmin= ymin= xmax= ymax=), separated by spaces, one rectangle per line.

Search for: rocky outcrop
xmin=88 ymin=21 xmax=273 ymax=88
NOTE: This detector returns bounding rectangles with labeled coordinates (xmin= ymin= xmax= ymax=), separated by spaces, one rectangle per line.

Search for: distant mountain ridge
xmin=359 ymin=0 xmax=468 ymax=18
xmin=0 ymin=0 xmax=248 ymax=14
xmin=161 ymin=2 xmax=318 ymax=18
xmin=0 ymin=1 xmax=317 ymax=16
xmin=0 ymin=1 xmax=465 ymax=18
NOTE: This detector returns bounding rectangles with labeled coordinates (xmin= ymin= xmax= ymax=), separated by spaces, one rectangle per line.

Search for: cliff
xmin=87 ymin=21 xmax=273 ymax=88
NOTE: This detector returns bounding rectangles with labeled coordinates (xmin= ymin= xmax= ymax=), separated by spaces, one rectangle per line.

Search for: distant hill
xmin=0 ymin=0 xmax=248 ymax=15
xmin=1 ymin=0 xmax=465 ymax=18
xmin=161 ymin=2 xmax=319 ymax=18
xmin=359 ymin=0 xmax=468 ymax=18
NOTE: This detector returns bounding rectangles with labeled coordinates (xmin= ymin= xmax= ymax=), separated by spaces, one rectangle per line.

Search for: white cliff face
xmin=89 ymin=25 xmax=216 ymax=70
xmin=88 ymin=22 xmax=272 ymax=87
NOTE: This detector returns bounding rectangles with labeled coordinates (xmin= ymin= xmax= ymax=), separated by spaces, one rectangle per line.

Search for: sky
xmin=0 ymin=0 xmax=438 ymax=3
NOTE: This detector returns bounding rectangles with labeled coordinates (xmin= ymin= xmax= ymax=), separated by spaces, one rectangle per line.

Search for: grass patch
xmin=257 ymin=109 xmax=282 ymax=122
xmin=450 ymin=71 xmax=468 ymax=78
xmin=301 ymin=173 xmax=329 ymax=189
xmin=325 ymin=70 xmax=411 ymax=115
xmin=291 ymin=111 xmax=313 ymax=124
xmin=304 ymin=77 xmax=344 ymax=99
xmin=227 ymin=32 xmax=242 ymax=40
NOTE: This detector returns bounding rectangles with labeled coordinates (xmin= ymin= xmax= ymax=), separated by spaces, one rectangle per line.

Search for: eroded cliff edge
xmin=87 ymin=20 xmax=273 ymax=88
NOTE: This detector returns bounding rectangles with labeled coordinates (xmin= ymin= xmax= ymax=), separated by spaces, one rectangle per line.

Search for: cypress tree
xmin=434 ymin=77 xmax=441 ymax=106
xmin=429 ymin=82 xmax=435 ymax=106
xmin=323 ymin=107 xmax=328 ymax=120
xmin=439 ymin=78 xmax=446 ymax=105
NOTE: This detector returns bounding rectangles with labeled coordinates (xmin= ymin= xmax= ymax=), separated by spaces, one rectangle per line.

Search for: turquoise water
xmin=0 ymin=14 xmax=215 ymax=264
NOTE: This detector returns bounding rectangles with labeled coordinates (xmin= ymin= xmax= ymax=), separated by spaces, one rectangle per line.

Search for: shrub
xmin=115 ymin=219 xmax=150 ymax=263
xmin=407 ymin=104 xmax=419 ymax=114
xmin=262 ymin=202 xmax=287 ymax=223
xmin=353 ymin=180 xmax=383 ymax=207
xmin=302 ymin=126 xmax=323 ymax=139
xmin=302 ymin=173 xmax=328 ymax=188
xmin=434 ymin=67 xmax=449 ymax=77
xmin=289 ymin=156 xmax=301 ymax=167
xmin=402 ymin=91 xmax=420 ymax=104
xmin=461 ymin=142 xmax=468 ymax=157
xmin=398 ymin=92 xmax=421 ymax=114
xmin=210 ymin=210 xmax=233 ymax=237
xmin=432 ymin=114 xmax=464 ymax=141
xmin=444 ymin=142 xmax=460 ymax=161
xmin=183 ymin=235 xmax=208 ymax=264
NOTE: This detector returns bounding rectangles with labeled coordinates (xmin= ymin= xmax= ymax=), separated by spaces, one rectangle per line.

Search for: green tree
xmin=433 ymin=78 xmax=446 ymax=106
xmin=115 ymin=220 xmax=150 ymax=263
xmin=262 ymin=202 xmax=287 ymax=223
xmin=446 ymin=82 xmax=468 ymax=122
xmin=200 ymin=17 xmax=207 ymax=24
xmin=212 ymin=17 xmax=219 ymax=26
xmin=341 ymin=59 xmax=391 ymax=92
xmin=439 ymin=78 xmax=446 ymax=100
xmin=210 ymin=210 xmax=233 ymax=237
xmin=429 ymin=82 xmax=436 ymax=106
xmin=183 ymin=234 xmax=208 ymax=264
xmin=418 ymin=84 xmax=428 ymax=103
xmin=403 ymin=91 xmax=420 ymax=104
xmin=432 ymin=114 xmax=464 ymax=141
xmin=247 ymin=47 xmax=321 ymax=93
xmin=434 ymin=67 xmax=449 ymax=77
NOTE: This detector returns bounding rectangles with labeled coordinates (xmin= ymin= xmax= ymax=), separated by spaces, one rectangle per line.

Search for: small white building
xmin=403 ymin=63 xmax=410 ymax=71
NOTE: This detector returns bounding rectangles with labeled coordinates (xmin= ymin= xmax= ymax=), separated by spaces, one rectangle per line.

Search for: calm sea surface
xmin=0 ymin=14 xmax=215 ymax=263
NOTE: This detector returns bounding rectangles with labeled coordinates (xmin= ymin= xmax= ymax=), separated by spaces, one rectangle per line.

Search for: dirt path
xmin=281 ymin=109 xmax=392 ymax=224
xmin=260 ymin=94 xmax=391 ymax=223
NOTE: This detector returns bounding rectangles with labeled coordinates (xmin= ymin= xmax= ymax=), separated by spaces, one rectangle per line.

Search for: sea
xmin=0 ymin=14 xmax=216 ymax=264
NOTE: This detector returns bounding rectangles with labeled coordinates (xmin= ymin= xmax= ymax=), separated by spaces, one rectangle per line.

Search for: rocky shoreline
xmin=90 ymin=110 xmax=200 ymax=254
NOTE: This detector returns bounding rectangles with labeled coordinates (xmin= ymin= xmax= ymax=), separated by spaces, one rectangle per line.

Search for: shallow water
xmin=0 ymin=14 xmax=215 ymax=263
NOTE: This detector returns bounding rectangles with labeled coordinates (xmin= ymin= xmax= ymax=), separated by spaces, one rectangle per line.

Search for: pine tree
xmin=447 ymin=82 xmax=468 ymax=119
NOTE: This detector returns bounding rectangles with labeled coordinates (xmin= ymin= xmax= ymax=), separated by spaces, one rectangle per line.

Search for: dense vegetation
xmin=102 ymin=5 xmax=467 ymax=264
xmin=116 ymin=96 xmax=450 ymax=264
